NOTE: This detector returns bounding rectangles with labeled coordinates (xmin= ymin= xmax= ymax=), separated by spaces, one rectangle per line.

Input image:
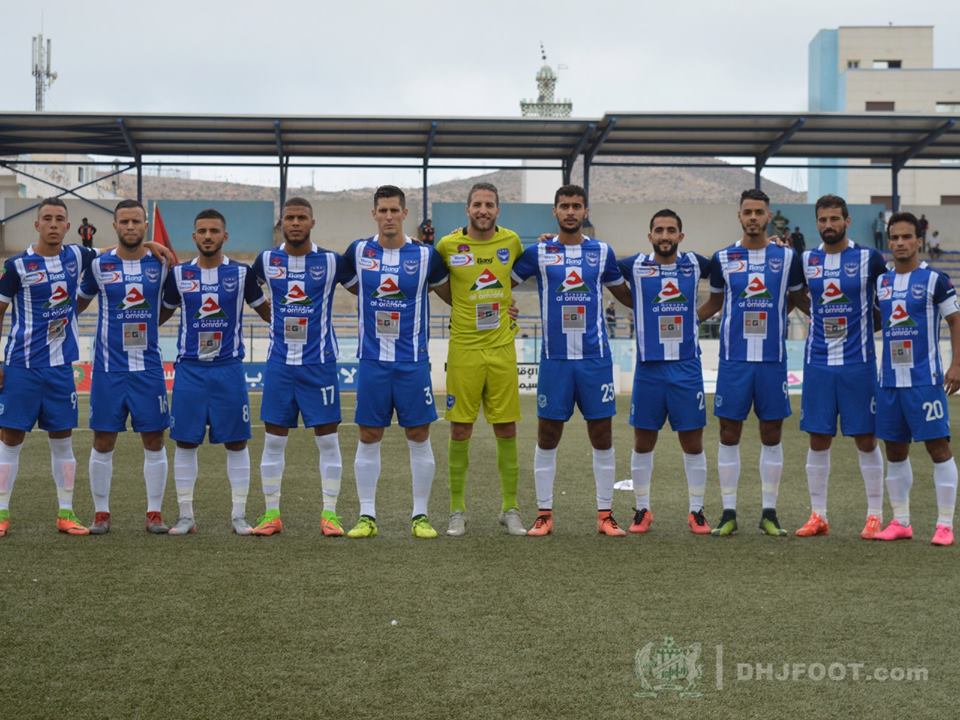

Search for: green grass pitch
xmin=2 ymin=393 xmax=958 ymax=718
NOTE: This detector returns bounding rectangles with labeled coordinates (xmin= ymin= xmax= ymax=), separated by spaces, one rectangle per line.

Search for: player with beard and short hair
xmin=511 ymin=185 xmax=632 ymax=536
xmin=698 ymin=189 xmax=807 ymax=537
xmin=873 ymin=213 xmax=960 ymax=545
xmin=793 ymin=195 xmax=888 ymax=539
xmin=617 ymin=209 xmax=714 ymax=535
xmin=434 ymin=182 xmax=526 ymax=537
xmin=249 ymin=197 xmax=354 ymax=537
xmin=159 ymin=209 xmax=271 ymax=535
xmin=77 ymin=199 xmax=172 ymax=534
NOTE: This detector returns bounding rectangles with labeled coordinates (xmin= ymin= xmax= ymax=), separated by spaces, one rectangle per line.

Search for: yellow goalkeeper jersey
xmin=436 ymin=226 xmax=522 ymax=349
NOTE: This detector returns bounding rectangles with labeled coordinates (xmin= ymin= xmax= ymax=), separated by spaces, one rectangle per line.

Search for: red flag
xmin=151 ymin=203 xmax=179 ymax=264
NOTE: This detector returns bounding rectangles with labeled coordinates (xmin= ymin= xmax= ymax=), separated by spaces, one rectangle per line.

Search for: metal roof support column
xmin=561 ymin=159 xmax=571 ymax=186
xmin=274 ymin=120 xmax=288 ymax=209
xmin=117 ymin=118 xmax=142 ymax=202
xmin=582 ymin=117 xmax=615 ymax=206
xmin=754 ymin=160 xmax=762 ymax=190
xmin=890 ymin=119 xmax=956 ymax=213
xmin=891 ymin=166 xmax=900 ymax=213
xmin=422 ymin=121 xmax=439 ymax=223
xmin=755 ymin=117 xmax=806 ymax=193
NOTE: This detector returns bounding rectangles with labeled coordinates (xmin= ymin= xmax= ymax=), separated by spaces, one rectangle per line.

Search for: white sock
xmin=407 ymin=438 xmax=435 ymax=518
xmin=760 ymin=443 xmax=783 ymax=510
xmin=173 ymin=446 xmax=199 ymax=518
xmin=226 ymin=447 xmax=250 ymax=519
xmin=260 ymin=432 xmax=287 ymax=512
xmin=316 ymin=432 xmax=342 ymax=513
xmin=805 ymin=448 xmax=830 ymax=518
xmin=858 ymin=447 xmax=885 ymax=518
xmin=533 ymin=445 xmax=557 ymax=510
xmin=717 ymin=443 xmax=740 ymax=511
xmin=593 ymin=447 xmax=616 ymax=511
xmin=886 ymin=459 xmax=914 ymax=526
xmin=49 ymin=436 xmax=77 ymax=510
xmin=0 ymin=442 xmax=23 ymax=511
xmin=683 ymin=451 xmax=707 ymax=513
xmin=89 ymin=449 xmax=114 ymax=514
xmin=354 ymin=440 xmax=380 ymax=519
xmin=631 ymin=450 xmax=653 ymax=511
xmin=933 ymin=458 xmax=958 ymax=528
xmin=143 ymin=448 xmax=167 ymax=514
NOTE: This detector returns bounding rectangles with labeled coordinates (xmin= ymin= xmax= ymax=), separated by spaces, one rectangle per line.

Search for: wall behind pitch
xmin=147 ymin=200 xmax=275 ymax=254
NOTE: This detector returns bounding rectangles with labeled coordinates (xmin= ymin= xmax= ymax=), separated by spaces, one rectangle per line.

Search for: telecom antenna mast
xmin=32 ymin=31 xmax=57 ymax=111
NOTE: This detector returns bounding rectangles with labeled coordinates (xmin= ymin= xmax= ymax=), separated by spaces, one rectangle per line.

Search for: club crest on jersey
xmin=739 ymin=274 xmax=772 ymax=299
xmin=65 ymin=261 xmax=78 ymax=276
xmin=45 ymin=282 xmax=70 ymax=308
xmin=118 ymin=284 xmax=150 ymax=311
xmin=820 ymin=279 xmax=849 ymax=305
xmin=471 ymin=268 xmax=503 ymax=291
xmin=584 ymin=252 xmax=599 ymax=267
xmin=888 ymin=300 xmax=917 ymax=327
xmin=310 ymin=265 xmax=326 ymax=281
xmin=373 ymin=274 xmax=405 ymax=300
xmin=497 ymin=248 xmax=510 ymax=265
xmin=403 ymin=259 xmax=419 ymax=275
xmin=144 ymin=266 xmax=160 ymax=282
xmin=911 ymin=283 xmax=927 ymax=300
xmin=654 ymin=279 xmax=686 ymax=304
xmin=556 ymin=269 xmax=589 ymax=293
xmin=768 ymin=257 xmax=783 ymax=272
xmin=282 ymin=281 xmax=313 ymax=305
xmin=196 ymin=294 xmax=226 ymax=319
xmin=222 ymin=275 xmax=238 ymax=292
xmin=844 ymin=262 xmax=860 ymax=277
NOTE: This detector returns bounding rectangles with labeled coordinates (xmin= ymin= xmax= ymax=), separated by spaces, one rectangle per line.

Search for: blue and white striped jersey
xmin=251 ymin=244 xmax=350 ymax=366
xmin=161 ymin=257 xmax=265 ymax=364
xmin=619 ymin=251 xmax=710 ymax=362
xmin=0 ymin=244 xmax=97 ymax=368
xmin=341 ymin=236 xmax=448 ymax=363
xmin=511 ymin=237 xmax=624 ymax=360
xmin=709 ymin=242 xmax=804 ymax=363
xmin=802 ymin=241 xmax=886 ymax=367
xmin=877 ymin=263 xmax=959 ymax=388
xmin=79 ymin=250 xmax=167 ymax=373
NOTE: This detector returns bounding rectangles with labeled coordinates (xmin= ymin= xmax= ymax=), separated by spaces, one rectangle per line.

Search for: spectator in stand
xmin=919 ymin=214 xmax=929 ymax=253
xmin=78 ymin=217 xmax=97 ymax=248
xmin=929 ymin=230 xmax=942 ymax=261
xmin=418 ymin=218 xmax=435 ymax=245
xmin=789 ymin=226 xmax=806 ymax=254
xmin=874 ymin=212 xmax=886 ymax=248
xmin=606 ymin=301 xmax=617 ymax=339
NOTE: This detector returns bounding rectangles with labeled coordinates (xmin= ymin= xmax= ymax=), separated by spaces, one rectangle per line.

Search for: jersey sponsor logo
xmin=179 ymin=278 xmax=200 ymax=293
xmin=183 ymin=270 xmax=196 ymax=279
xmin=497 ymin=248 xmax=511 ymax=265
xmin=457 ymin=244 xmax=470 ymax=253
xmin=372 ymin=274 xmax=405 ymax=300
xmin=222 ymin=275 xmax=238 ymax=292
xmin=45 ymin=281 xmax=70 ymax=308
xmin=542 ymin=253 xmax=564 ymax=266
xmin=768 ymin=257 xmax=783 ymax=272
xmin=805 ymin=264 xmax=822 ymax=279
xmin=888 ymin=300 xmax=917 ymax=327
xmin=820 ymin=279 xmax=849 ymax=305
xmin=877 ymin=285 xmax=892 ymax=301
xmin=403 ymin=259 xmax=419 ymax=275
xmin=118 ymin=283 xmax=150 ymax=310
xmin=196 ymin=294 xmax=226 ymax=319
xmin=739 ymin=274 xmax=772 ymax=299
xmin=26 ymin=261 xmax=41 ymax=272
xmin=556 ymin=269 xmax=589 ymax=293
xmin=471 ymin=268 xmax=503 ymax=291
xmin=449 ymin=253 xmax=473 ymax=267
xmin=144 ymin=266 xmax=160 ymax=282
xmin=265 ymin=265 xmax=286 ymax=279
xmin=476 ymin=256 xmax=494 ymax=264
xmin=24 ymin=271 xmax=47 ymax=285
xmin=843 ymin=261 xmax=860 ymax=277
xmin=309 ymin=265 xmax=326 ymax=281
xmin=911 ymin=283 xmax=927 ymax=300
xmin=635 ymin=264 xmax=659 ymax=278
xmin=654 ymin=279 xmax=686 ymax=304
xmin=726 ymin=260 xmax=747 ymax=273
xmin=282 ymin=281 xmax=313 ymax=306
xmin=358 ymin=257 xmax=380 ymax=271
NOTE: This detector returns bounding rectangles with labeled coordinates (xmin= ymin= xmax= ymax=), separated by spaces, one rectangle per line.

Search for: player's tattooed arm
xmin=944 ymin=311 xmax=960 ymax=395
xmin=608 ymin=281 xmax=633 ymax=309
xmin=158 ymin=306 xmax=177 ymax=326
xmin=697 ymin=293 xmax=723 ymax=322
xmin=432 ymin=279 xmax=452 ymax=305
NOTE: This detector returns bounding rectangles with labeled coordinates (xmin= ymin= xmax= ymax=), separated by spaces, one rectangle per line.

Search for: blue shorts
xmin=875 ymin=385 xmax=951 ymax=443
xmin=90 ymin=369 xmax=169 ymax=433
xmin=630 ymin=358 xmax=706 ymax=432
xmin=536 ymin=357 xmax=616 ymax=422
xmin=0 ymin=364 xmax=77 ymax=432
xmin=355 ymin=360 xmax=438 ymax=428
xmin=170 ymin=360 xmax=250 ymax=445
xmin=800 ymin=363 xmax=876 ymax=437
xmin=714 ymin=359 xmax=791 ymax=422
xmin=261 ymin=362 xmax=341 ymax=428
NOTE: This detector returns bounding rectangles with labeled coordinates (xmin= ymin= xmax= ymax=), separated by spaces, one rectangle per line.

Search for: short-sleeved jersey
xmin=802 ymin=241 xmax=886 ymax=367
xmin=0 ymin=244 xmax=97 ymax=368
xmin=162 ymin=256 xmax=265 ymax=363
xmin=709 ymin=242 xmax=804 ymax=363
xmin=877 ymin=263 xmax=959 ymax=388
xmin=512 ymin=237 xmax=623 ymax=360
xmin=341 ymin=236 xmax=448 ymax=363
xmin=435 ymin=226 xmax=522 ymax=349
xmin=251 ymin=244 xmax=349 ymax=366
xmin=79 ymin=250 xmax=168 ymax=373
xmin=619 ymin=251 xmax=710 ymax=362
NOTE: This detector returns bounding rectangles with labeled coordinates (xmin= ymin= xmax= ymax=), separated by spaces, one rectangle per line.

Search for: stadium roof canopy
xmin=0 ymin=110 xmax=957 ymax=216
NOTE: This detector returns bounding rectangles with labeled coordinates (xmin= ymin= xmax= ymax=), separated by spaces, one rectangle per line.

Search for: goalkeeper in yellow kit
xmin=435 ymin=183 xmax=525 ymax=536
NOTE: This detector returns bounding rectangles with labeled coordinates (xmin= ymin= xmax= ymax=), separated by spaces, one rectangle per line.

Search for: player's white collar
xmin=817 ymin=239 xmax=857 ymax=252
xmin=189 ymin=255 xmax=230 ymax=266
xmin=371 ymin=234 xmax=413 ymax=246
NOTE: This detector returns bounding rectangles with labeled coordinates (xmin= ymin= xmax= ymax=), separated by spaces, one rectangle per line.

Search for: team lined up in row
xmin=0 ymin=184 xmax=956 ymax=544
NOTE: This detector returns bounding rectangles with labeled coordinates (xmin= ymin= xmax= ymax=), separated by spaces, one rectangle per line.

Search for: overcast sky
xmin=2 ymin=0 xmax=958 ymax=191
